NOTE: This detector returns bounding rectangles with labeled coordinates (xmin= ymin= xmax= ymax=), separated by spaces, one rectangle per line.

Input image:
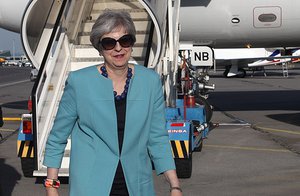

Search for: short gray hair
xmin=90 ymin=10 xmax=136 ymax=52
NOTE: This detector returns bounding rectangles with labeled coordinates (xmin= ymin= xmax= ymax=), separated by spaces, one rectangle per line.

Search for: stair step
xmin=90 ymin=9 xmax=149 ymax=21
xmin=70 ymin=0 xmax=148 ymax=71
xmin=82 ymin=20 xmax=150 ymax=33
xmin=92 ymin=1 xmax=143 ymax=10
xmin=94 ymin=0 xmax=140 ymax=2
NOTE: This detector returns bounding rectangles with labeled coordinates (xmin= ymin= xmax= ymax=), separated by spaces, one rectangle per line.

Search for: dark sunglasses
xmin=99 ymin=34 xmax=135 ymax=50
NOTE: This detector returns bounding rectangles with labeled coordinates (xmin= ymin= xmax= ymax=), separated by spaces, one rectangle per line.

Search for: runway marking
xmin=0 ymin=128 xmax=17 ymax=132
xmin=218 ymin=123 xmax=251 ymax=126
xmin=0 ymin=79 xmax=29 ymax=88
xmin=3 ymin=117 xmax=22 ymax=121
xmin=204 ymin=144 xmax=292 ymax=153
xmin=254 ymin=126 xmax=300 ymax=135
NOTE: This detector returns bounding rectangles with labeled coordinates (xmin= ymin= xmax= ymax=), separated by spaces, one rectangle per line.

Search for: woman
xmin=43 ymin=10 xmax=182 ymax=196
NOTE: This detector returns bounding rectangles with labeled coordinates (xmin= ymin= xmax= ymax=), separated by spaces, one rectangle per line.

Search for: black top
xmin=110 ymin=98 xmax=129 ymax=196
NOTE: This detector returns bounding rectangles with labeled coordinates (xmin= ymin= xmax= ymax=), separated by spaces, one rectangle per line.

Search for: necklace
xmin=100 ymin=65 xmax=133 ymax=101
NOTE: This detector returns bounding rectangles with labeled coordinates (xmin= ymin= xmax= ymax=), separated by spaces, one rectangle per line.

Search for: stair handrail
xmin=21 ymin=0 xmax=70 ymax=172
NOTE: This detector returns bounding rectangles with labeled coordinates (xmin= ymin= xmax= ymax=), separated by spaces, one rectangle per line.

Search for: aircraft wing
xmin=213 ymin=48 xmax=300 ymax=77
xmin=214 ymin=48 xmax=300 ymax=61
xmin=248 ymin=48 xmax=300 ymax=67
xmin=214 ymin=48 xmax=300 ymax=67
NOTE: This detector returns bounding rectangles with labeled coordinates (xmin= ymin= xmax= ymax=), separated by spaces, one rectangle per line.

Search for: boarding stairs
xmin=71 ymin=0 xmax=151 ymax=71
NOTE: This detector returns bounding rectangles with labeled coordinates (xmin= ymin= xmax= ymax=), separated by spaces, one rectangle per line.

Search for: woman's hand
xmin=170 ymin=188 xmax=183 ymax=196
xmin=46 ymin=168 xmax=59 ymax=196
xmin=46 ymin=188 xmax=59 ymax=196
xmin=163 ymin=170 xmax=183 ymax=196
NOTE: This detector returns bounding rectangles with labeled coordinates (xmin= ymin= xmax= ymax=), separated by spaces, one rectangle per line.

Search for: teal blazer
xmin=43 ymin=65 xmax=175 ymax=196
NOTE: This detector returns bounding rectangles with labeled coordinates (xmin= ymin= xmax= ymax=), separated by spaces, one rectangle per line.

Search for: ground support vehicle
xmin=17 ymin=114 xmax=35 ymax=177
xmin=29 ymin=67 xmax=38 ymax=81
xmin=166 ymin=99 xmax=208 ymax=178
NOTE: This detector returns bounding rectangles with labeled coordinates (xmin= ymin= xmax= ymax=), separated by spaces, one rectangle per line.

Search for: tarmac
xmin=1 ymin=65 xmax=300 ymax=195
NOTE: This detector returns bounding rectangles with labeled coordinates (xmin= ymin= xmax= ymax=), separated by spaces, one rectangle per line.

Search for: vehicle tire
xmin=223 ymin=66 xmax=230 ymax=77
xmin=175 ymin=155 xmax=192 ymax=178
xmin=237 ymin=68 xmax=246 ymax=78
xmin=194 ymin=139 xmax=203 ymax=152
xmin=21 ymin=158 xmax=34 ymax=177
xmin=30 ymin=74 xmax=34 ymax=82
xmin=195 ymin=96 xmax=213 ymax=122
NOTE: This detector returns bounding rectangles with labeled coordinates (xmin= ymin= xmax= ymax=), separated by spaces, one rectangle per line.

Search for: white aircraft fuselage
xmin=179 ymin=0 xmax=300 ymax=48
xmin=1 ymin=0 xmax=299 ymax=79
xmin=1 ymin=0 xmax=300 ymax=49
xmin=0 ymin=0 xmax=29 ymax=32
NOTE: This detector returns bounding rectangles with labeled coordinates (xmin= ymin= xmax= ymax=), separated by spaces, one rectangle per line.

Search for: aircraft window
xmin=258 ymin=14 xmax=277 ymax=22
xmin=231 ymin=18 xmax=240 ymax=24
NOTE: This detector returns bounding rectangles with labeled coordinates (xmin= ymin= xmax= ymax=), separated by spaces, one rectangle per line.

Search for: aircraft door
xmin=253 ymin=6 xmax=282 ymax=28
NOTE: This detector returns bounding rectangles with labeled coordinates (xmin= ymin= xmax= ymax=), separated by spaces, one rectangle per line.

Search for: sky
xmin=0 ymin=28 xmax=24 ymax=55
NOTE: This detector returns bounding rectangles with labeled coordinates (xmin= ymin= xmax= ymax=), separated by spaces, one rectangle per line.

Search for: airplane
xmin=1 ymin=1 xmax=300 ymax=53
xmin=0 ymin=50 xmax=10 ymax=64
xmin=0 ymin=57 xmax=6 ymax=64
xmin=248 ymin=48 xmax=300 ymax=68
xmin=213 ymin=48 xmax=300 ymax=78
xmin=213 ymin=48 xmax=279 ymax=77
xmin=179 ymin=0 xmax=300 ymax=78
xmin=246 ymin=48 xmax=300 ymax=77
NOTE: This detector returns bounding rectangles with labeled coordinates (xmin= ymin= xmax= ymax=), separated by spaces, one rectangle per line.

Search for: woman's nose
xmin=114 ymin=42 xmax=122 ymax=51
